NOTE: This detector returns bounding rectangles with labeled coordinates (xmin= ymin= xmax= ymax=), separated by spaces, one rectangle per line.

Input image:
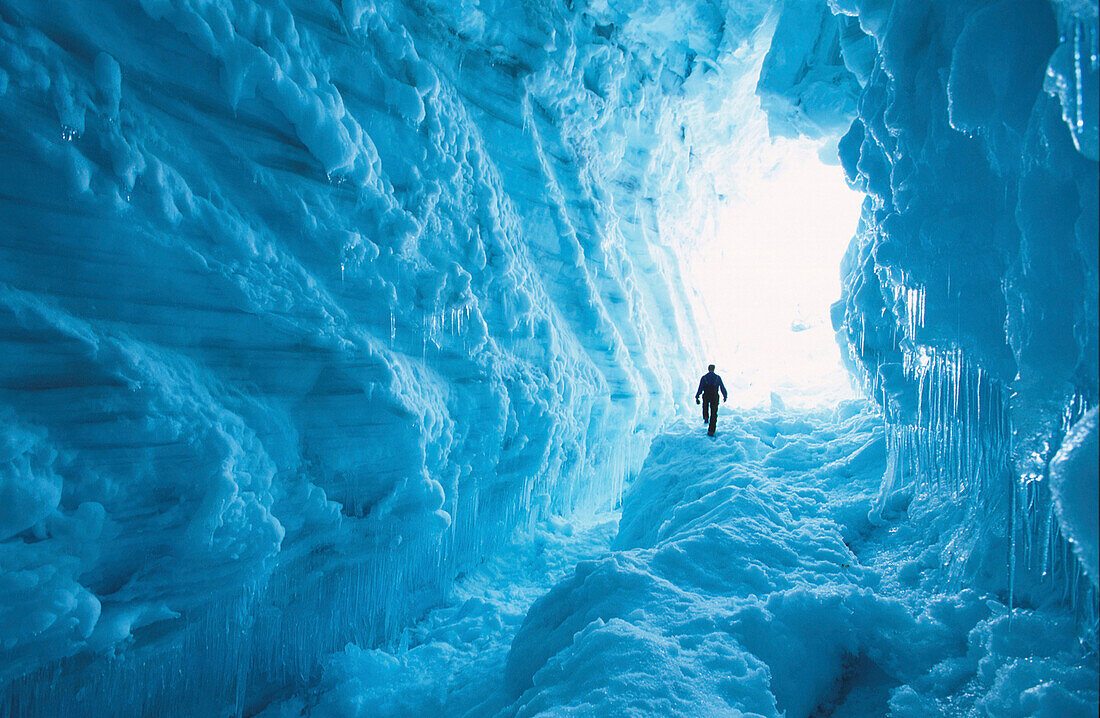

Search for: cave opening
xmin=684 ymin=135 xmax=864 ymax=409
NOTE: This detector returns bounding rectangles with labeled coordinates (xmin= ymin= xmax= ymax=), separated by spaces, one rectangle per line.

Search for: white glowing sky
xmin=686 ymin=137 xmax=865 ymax=408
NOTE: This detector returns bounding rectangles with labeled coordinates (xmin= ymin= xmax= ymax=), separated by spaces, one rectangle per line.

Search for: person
xmin=695 ymin=364 xmax=727 ymax=436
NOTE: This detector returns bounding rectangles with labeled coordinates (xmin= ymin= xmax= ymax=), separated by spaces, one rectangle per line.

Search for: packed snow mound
xmin=502 ymin=406 xmax=1099 ymax=718
xmin=255 ymin=513 xmax=622 ymax=718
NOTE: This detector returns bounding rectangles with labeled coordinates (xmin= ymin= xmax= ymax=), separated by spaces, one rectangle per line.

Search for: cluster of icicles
xmin=855 ymin=287 xmax=1097 ymax=624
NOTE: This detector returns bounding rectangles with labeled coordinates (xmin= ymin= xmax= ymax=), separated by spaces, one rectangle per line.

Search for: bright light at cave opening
xmin=690 ymin=137 xmax=865 ymax=409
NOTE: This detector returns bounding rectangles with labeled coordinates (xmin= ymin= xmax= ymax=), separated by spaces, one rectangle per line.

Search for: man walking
xmin=695 ymin=364 xmax=728 ymax=437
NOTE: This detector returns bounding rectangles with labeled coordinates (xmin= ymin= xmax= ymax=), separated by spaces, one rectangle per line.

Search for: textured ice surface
xmin=258 ymin=512 xmax=621 ymax=718
xmin=1 ymin=0 xmax=1098 ymax=715
xmin=1049 ymin=407 xmax=1099 ymax=586
xmin=0 ymin=0 xmax=757 ymax=709
xmin=819 ymin=0 xmax=1099 ymax=604
xmin=262 ymin=406 xmax=1097 ymax=717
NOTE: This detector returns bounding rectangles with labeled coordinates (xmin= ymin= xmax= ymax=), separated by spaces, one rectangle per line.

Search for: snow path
xmin=258 ymin=508 xmax=623 ymax=717
xmin=264 ymin=403 xmax=1098 ymax=718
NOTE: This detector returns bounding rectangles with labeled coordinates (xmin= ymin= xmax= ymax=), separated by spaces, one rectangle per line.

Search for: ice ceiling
xmin=0 ymin=0 xmax=1097 ymax=715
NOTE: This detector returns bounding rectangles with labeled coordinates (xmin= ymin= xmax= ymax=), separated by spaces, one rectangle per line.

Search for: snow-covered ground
xmin=257 ymin=404 xmax=1098 ymax=717
xmin=256 ymin=506 xmax=620 ymax=717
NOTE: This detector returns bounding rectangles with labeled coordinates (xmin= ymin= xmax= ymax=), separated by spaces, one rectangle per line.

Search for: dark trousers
xmin=702 ymin=394 xmax=719 ymax=435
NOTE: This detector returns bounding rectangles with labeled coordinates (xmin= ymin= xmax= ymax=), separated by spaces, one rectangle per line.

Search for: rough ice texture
xmin=2 ymin=0 xmax=1098 ymax=714
xmin=500 ymin=408 xmax=1098 ymax=718
xmin=0 ymin=0 xmax=773 ymax=711
xmin=1049 ymin=407 xmax=1099 ymax=585
xmin=756 ymin=0 xmax=862 ymax=144
xmin=771 ymin=0 xmax=1100 ymax=604
xmin=508 ymin=409 xmax=890 ymax=718
xmin=254 ymin=406 xmax=1097 ymax=717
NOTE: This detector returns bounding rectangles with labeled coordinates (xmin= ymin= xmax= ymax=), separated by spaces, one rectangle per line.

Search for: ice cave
xmin=0 ymin=0 xmax=1097 ymax=716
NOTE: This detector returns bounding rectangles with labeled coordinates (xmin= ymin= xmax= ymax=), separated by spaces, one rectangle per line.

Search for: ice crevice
xmin=0 ymin=0 xmax=1098 ymax=716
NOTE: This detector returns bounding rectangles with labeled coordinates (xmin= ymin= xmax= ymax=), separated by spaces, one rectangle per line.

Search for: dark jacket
xmin=695 ymin=371 xmax=727 ymax=400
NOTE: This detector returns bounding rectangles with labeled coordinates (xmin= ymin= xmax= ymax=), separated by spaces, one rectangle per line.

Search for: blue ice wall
xmin=763 ymin=0 xmax=1099 ymax=607
xmin=0 ymin=0 xmax=768 ymax=712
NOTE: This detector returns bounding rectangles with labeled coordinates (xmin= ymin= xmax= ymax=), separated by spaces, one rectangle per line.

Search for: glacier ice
xmin=0 ymin=0 xmax=1098 ymax=716
xmin=826 ymin=0 xmax=1099 ymax=608
xmin=1049 ymin=407 xmax=1099 ymax=586
xmin=0 ymin=0 xmax=730 ymax=709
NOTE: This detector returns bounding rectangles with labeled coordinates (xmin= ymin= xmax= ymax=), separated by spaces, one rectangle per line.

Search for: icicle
xmin=1010 ymin=476 xmax=1017 ymax=614
xmin=1042 ymin=499 xmax=1054 ymax=579
xmin=1092 ymin=20 xmax=1099 ymax=71
xmin=1075 ymin=20 xmax=1085 ymax=132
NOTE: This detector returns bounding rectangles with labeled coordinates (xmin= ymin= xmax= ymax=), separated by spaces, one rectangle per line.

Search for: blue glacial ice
xmin=0 ymin=0 xmax=1097 ymax=716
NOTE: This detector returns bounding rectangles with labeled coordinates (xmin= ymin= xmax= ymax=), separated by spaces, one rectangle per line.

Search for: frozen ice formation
xmin=0 ymin=0 xmax=765 ymax=710
xmin=1050 ymin=407 xmax=1099 ymax=586
xmin=0 ymin=0 xmax=1097 ymax=716
xmin=756 ymin=1 xmax=862 ymax=144
xmin=821 ymin=0 xmax=1099 ymax=603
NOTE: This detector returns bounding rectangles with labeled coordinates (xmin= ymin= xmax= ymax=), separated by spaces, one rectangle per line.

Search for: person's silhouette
xmin=695 ymin=364 xmax=727 ymax=436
